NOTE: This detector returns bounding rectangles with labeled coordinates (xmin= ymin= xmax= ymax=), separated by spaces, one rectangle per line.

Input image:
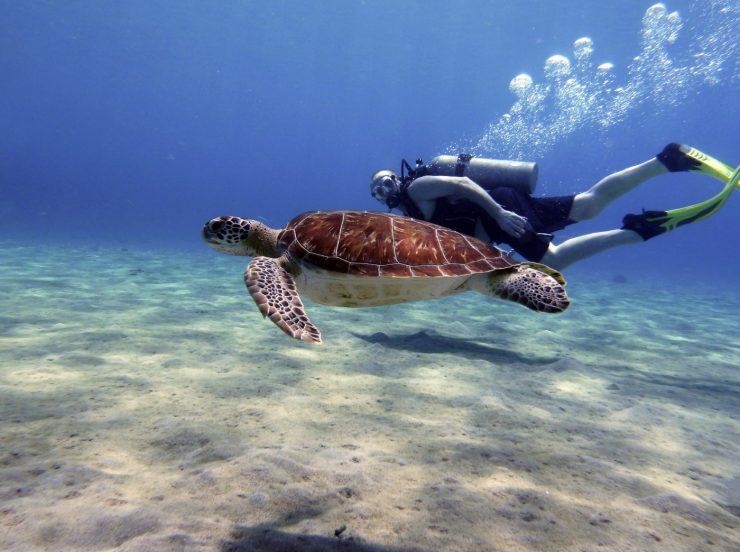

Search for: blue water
xmin=2 ymin=4 xmax=740 ymax=550
xmin=1 ymin=0 xmax=738 ymax=282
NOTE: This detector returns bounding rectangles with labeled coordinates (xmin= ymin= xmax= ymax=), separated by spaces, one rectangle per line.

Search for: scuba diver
xmin=370 ymin=144 xmax=738 ymax=271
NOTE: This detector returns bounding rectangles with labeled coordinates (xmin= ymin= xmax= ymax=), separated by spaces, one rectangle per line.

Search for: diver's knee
xmin=539 ymin=245 xmax=561 ymax=269
xmin=570 ymin=192 xmax=602 ymax=221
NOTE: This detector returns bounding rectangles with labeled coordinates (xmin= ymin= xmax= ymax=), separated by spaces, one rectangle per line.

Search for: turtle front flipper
xmin=245 ymin=257 xmax=322 ymax=344
xmin=483 ymin=265 xmax=570 ymax=313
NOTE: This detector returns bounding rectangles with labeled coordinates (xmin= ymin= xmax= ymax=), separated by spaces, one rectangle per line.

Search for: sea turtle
xmin=203 ymin=210 xmax=569 ymax=344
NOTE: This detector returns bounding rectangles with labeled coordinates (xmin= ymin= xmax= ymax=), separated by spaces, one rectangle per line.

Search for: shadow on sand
xmin=352 ymin=329 xmax=558 ymax=366
xmin=220 ymin=524 xmax=424 ymax=552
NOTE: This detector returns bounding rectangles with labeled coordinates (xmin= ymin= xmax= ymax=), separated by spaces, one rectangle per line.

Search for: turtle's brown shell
xmin=277 ymin=211 xmax=519 ymax=278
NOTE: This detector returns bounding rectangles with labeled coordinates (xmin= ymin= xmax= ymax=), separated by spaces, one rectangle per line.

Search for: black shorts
xmin=484 ymin=187 xmax=576 ymax=262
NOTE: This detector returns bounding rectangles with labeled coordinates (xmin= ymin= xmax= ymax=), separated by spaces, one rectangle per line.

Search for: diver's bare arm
xmin=406 ymin=175 xmax=527 ymax=237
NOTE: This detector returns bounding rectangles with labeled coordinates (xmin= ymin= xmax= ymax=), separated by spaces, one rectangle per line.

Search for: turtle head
xmin=203 ymin=216 xmax=253 ymax=256
xmin=203 ymin=215 xmax=281 ymax=257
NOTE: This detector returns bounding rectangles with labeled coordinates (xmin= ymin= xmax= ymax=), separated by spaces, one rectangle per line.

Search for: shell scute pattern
xmin=437 ymin=227 xmax=490 ymax=264
xmin=392 ymin=220 xmax=446 ymax=266
xmin=378 ymin=264 xmax=413 ymax=277
xmin=440 ymin=263 xmax=473 ymax=277
xmin=468 ymin=259 xmax=501 ymax=272
xmin=350 ymin=263 xmax=381 ymax=277
xmin=282 ymin=211 xmax=519 ymax=278
xmin=335 ymin=212 xmax=397 ymax=265
xmin=410 ymin=265 xmax=445 ymax=277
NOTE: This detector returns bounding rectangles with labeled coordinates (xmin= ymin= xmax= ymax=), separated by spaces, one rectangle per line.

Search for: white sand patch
xmin=0 ymin=244 xmax=738 ymax=551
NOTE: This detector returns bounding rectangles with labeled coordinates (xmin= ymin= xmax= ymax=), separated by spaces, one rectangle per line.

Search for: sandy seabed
xmin=0 ymin=242 xmax=738 ymax=551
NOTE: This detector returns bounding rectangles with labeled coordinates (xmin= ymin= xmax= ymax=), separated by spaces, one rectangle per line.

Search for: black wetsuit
xmin=399 ymin=186 xmax=576 ymax=262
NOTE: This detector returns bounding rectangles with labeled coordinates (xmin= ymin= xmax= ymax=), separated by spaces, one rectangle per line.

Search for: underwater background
xmin=1 ymin=1 xmax=739 ymax=551
xmin=2 ymin=0 xmax=738 ymax=278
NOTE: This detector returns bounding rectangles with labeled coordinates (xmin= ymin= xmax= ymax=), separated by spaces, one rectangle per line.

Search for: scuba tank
xmin=409 ymin=153 xmax=538 ymax=195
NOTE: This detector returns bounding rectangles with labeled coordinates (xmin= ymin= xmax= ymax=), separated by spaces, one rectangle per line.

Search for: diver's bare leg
xmin=540 ymin=229 xmax=642 ymax=270
xmin=569 ymin=159 xmax=666 ymax=221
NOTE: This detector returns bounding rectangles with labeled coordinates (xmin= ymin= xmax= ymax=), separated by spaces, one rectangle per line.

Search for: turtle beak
xmin=203 ymin=218 xmax=228 ymax=241
xmin=202 ymin=223 xmax=216 ymax=242
xmin=202 ymin=221 xmax=227 ymax=246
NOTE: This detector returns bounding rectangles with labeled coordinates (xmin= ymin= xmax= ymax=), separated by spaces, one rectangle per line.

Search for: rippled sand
xmin=1 ymin=242 xmax=738 ymax=551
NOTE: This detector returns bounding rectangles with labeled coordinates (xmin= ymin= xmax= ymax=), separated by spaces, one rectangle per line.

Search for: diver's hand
xmin=496 ymin=209 xmax=528 ymax=238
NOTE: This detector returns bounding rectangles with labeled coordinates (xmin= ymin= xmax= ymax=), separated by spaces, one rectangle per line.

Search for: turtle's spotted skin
xmin=203 ymin=210 xmax=570 ymax=344
xmin=487 ymin=265 xmax=564 ymax=312
xmin=245 ymin=256 xmax=321 ymax=343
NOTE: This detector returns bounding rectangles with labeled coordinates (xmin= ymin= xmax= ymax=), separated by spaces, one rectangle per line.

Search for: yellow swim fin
xmin=657 ymin=143 xmax=736 ymax=187
xmin=623 ymin=165 xmax=740 ymax=240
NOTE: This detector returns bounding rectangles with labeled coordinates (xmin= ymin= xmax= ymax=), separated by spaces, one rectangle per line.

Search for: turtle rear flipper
xmin=471 ymin=265 xmax=570 ymax=313
xmin=245 ymin=257 xmax=323 ymax=344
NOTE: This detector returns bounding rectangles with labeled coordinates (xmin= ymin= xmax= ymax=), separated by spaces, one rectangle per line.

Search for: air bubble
xmin=573 ymin=37 xmax=594 ymax=62
xmin=645 ymin=3 xmax=667 ymax=20
xmin=509 ymin=73 xmax=534 ymax=98
xmin=544 ymin=55 xmax=571 ymax=80
xmin=666 ymin=11 xmax=682 ymax=43
xmin=456 ymin=1 xmax=738 ymax=160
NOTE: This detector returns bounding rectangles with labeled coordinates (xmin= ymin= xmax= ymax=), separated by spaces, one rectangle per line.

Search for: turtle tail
xmin=485 ymin=265 xmax=570 ymax=313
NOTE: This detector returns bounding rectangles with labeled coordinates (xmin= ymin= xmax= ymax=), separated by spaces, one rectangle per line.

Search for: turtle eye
xmin=209 ymin=220 xmax=226 ymax=233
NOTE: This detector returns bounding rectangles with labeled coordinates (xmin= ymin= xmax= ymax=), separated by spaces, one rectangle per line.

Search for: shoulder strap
xmin=396 ymin=178 xmax=426 ymax=220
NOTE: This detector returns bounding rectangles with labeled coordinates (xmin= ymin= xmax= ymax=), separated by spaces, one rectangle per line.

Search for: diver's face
xmin=371 ymin=173 xmax=399 ymax=204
